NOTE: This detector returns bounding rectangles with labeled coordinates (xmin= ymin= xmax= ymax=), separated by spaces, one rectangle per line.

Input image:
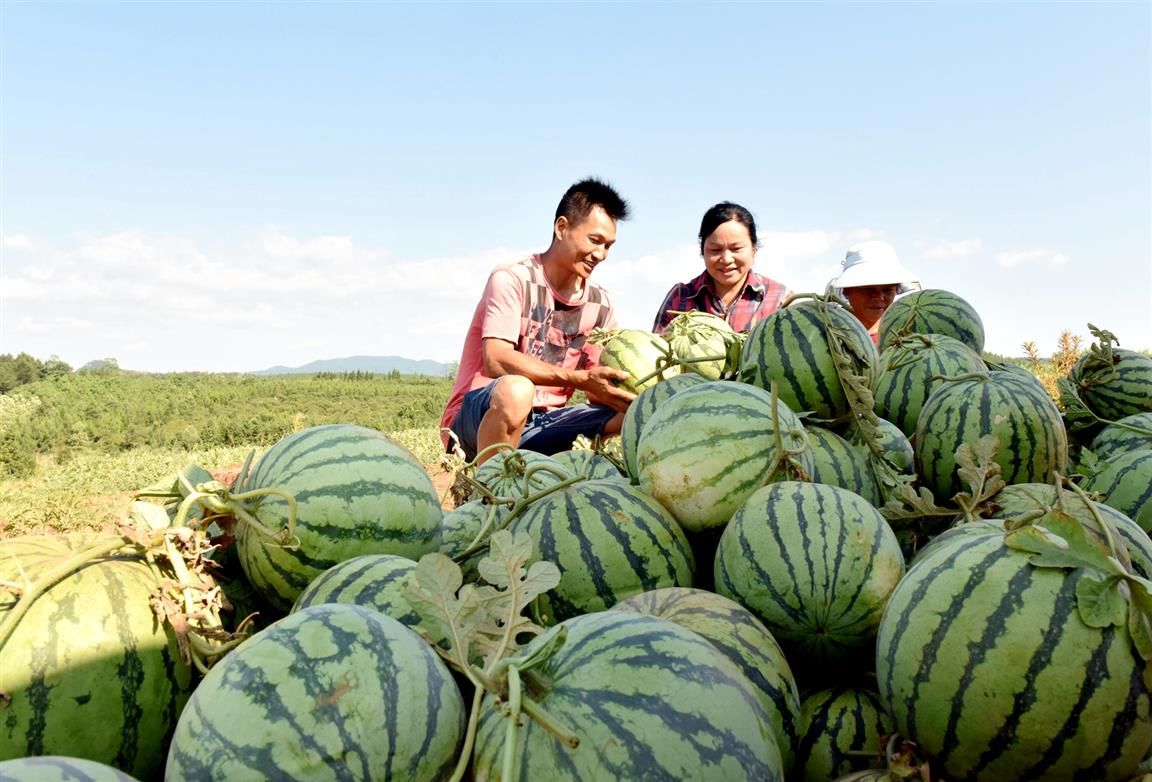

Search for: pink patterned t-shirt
xmin=439 ymin=255 xmax=617 ymax=444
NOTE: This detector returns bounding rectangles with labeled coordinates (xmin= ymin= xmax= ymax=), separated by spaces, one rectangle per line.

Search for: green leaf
xmin=1004 ymin=511 xmax=1126 ymax=576
xmin=177 ymin=463 xmax=215 ymax=498
xmin=406 ymin=553 xmax=484 ymax=668
xmin=132 ymin=473 xmax=182 ymax=500
xmin=129 ymin=500 xmax=173 ymax=532
xmin=1075 ymin=447 xmax=1102 ymax=479
xmin=1075 ymin=572 xmax=1127 ymax=628
xmin=1128 ymin=577 xmax=1152 ymax=662
xmin=472 ymin=530 xmax=561 ymax=665
xmin=953 ymin=435 xmax=1007 ymax=515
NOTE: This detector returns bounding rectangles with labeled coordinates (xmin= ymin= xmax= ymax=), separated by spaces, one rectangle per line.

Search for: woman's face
xmin=702 ymin=220 xmax=756 ymax=291
xmin=843 ymin=284 xmax=901 ymax=329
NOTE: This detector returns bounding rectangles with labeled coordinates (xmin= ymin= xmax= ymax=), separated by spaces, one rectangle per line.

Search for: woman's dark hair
xmin=698 ymin=202 xmax=758 ymax=255
xmin=555 ymin=178 xmax=631 ymax=226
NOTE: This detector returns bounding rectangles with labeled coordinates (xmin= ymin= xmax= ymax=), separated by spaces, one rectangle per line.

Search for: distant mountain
xmin=250 ymin=355 xmax=452 ymax=376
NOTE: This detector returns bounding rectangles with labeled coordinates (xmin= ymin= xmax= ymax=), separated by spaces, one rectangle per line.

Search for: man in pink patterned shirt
xmin=440 ymin=179 xmax=636 ymax=463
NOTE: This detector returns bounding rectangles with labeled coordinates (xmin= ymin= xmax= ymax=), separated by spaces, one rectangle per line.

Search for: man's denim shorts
xmin=449 ymin=378 xmax=617 ymax=462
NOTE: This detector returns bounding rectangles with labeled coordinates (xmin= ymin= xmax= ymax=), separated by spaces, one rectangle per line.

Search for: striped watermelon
xmin=438 ymin=499 xmax=510 ymax=581
xmin=0 ymin=757 xmax=142 ymax=781
xmin=165 ymin=604 xmax=465 ymax=781
xmin=595 ymin=328 xmax=681 ymax=393
xmin=291 ymin=553 xmax=419 ymax=622
xmin=472 ymin=611 xmax=785 ymax=781
xmin=872 ymin=332 xmax=987 ymax=437
xmin=1090 ymin=412 xmax=1152 ymax=459
xmin=0 ymin=535 xmax=194 ymax=779
xmin=612 ymin=588 xmax=802 ymax=772
xmin=987 ymin=482 xmax=1152 ymax=578
xmin=740 ymin=300 xmax=879 ymax=422
xmin=549 ymin=448 xmax=624 ymax=481
xmin=1084 ymin=449 xmax=1152 ymax=532
xmin=507 ymin=479 xmax=694 ymax=624
xmin=876 ymin=289 xmax=985 ymax=354
xmin=876 ymin=533 xmax=1152 ymax=781
xmin=637 ymin=380 xmax=814 ymax=532
xmin=714 ymin=482 xmax=905 ymax=667
xmin=1072 ymin=348 xmax=1152 ymax=421
xmin=848 ymin=416 xmax=915 ymax=476
xmin=794 ymin=688 xmax=893 ymax=782
xmin=620 ymin=373 xmax=708 ymax=480
xmin=914 ymin=371 xmax=1068 ymax=501
xmin=471 ymin=448 xmax=572 ymax=501
xmin=804 ymin=424 xmax=881 ymax=506
xmin=232 ymin=424 xmax=443 ymax=611
xmin=662 ymin=310 xmax=743 ymax=379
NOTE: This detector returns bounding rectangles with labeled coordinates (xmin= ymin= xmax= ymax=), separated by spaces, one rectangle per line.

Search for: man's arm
xmin=482 ymin=338 xmax=636 ymax=413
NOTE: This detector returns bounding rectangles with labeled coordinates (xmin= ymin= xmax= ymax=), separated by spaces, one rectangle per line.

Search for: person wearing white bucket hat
xmin=827 ymin=240 xmax=921 ymax=345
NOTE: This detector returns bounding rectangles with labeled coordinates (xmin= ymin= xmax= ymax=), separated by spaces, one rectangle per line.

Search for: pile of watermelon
xmin=2 ymin=294 xmax=1151 ymax=781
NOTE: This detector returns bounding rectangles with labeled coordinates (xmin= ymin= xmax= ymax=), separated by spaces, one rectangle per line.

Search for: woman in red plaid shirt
xmin=652 ymin=202 xmax=792 ymax=334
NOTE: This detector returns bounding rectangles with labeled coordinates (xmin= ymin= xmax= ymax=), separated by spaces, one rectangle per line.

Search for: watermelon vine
xmin=1003 ymin=478 xmax=1152 ymax=662
xmin=405 ymin=530 xmax=573 ymax=782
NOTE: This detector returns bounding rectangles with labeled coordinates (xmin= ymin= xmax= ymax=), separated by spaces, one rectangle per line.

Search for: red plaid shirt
xmin=652 ymin=270 xmax=792 ymax=333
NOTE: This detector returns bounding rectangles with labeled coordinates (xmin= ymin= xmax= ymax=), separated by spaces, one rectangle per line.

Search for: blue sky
xmin=2 ymin=1 xmax=1149 ymax=372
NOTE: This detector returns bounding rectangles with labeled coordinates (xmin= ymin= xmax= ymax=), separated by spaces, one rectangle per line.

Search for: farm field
xmin=0 ymin=371 xmax=453 ymax=536
xmin=3 ymin=310 xmax=1151 ymax=781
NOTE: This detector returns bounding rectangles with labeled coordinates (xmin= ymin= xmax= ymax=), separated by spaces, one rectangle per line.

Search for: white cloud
xmin=0 ymin=230 xmax=533 ymax=371
xmin=920 ymin=239 xmax=983 ymax=259
xmin=995 ymin=248 xmax=1070 ymax=268
xmin=2 ymin=234 xmax=36 ymax=251
xmin=4 ymin=228 xmax=1106 ymax=372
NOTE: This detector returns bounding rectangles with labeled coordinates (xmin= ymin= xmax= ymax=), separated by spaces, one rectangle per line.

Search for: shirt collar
xmin=686 ymin=270 xmax=764 ymax=300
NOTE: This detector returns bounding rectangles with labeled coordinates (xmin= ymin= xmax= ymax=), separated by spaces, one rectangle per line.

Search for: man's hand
xmin=582 ymin=366 xmax=636 ymax=413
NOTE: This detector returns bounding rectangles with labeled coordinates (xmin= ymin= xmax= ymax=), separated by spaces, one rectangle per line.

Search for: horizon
xmin=2 ymin=2 xmax=1150 ymax=373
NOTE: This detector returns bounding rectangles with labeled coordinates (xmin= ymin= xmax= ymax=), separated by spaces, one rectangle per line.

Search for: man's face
xmin=555 ymin=206 xmax=618 ymax=279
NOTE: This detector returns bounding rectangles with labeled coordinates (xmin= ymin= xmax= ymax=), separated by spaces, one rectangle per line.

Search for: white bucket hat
xmin=828 ymin=240 xmax=921 ymax=294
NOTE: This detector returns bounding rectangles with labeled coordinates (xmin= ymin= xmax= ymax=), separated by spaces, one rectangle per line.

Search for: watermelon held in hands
xmin=593 ymin=328 xmax=681 ymax=393
xmin=232 ymin=424 xmax=444 ymax=612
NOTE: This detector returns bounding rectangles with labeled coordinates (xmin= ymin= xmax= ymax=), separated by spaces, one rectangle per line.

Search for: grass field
xmin=0 ymin=426 xmax=449 ymax=538
xmin=0 ymin=371 xmax=453 ymax=537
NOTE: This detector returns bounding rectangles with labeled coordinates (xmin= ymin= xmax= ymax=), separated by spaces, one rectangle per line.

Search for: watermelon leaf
xmin=952 ymin=435 xmax=1007 ymax=517
xmin=1126 ymin=577 xmax=1152 ymax=662
xmin=1075 ymin=572 xmax=1128 ymax=629
xmin=130 ymin=499 xmax=174 ymax=532
xmin=473 ymin=531 xmax=560 ymax=666
xmin=407 ymin=552 xmax=485 ymax=667
xmin=1004 ymin=511 xmax=1126 ymax=576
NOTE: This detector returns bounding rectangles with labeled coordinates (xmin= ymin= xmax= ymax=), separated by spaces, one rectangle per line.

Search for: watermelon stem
xmin=500 ymin=664 xmax=525 ymax=782
xmin=230 ymin=488 xmax=301 ymax=549
xmin=456 ymin=469 xmax=583 ymax=561
xmin=446 ymin=686 xmax=486 ymax=782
